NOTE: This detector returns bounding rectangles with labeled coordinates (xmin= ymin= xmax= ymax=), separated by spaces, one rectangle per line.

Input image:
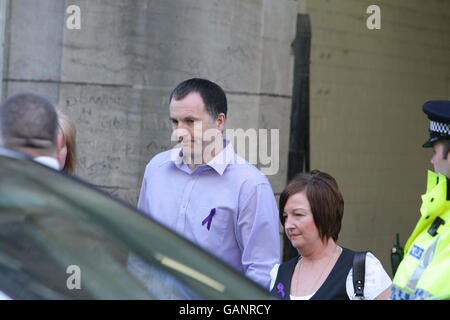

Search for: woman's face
xmin=57 ymin=131 xmax=67 ymax=170
xmin=283 ymin=190 xmax=320 ymax=250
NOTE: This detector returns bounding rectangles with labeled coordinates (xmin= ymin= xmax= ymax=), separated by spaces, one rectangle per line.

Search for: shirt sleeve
xmin=346 ymin=252 xmax=392 ymax=300
xmin=236 ymin=182 xmax=281 ymax=289
xmin=137 ymin=164 xmax=150 ymax=215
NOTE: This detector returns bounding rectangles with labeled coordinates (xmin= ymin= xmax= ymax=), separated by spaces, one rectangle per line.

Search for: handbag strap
xmin=352 ymin=251 xmax=368 ymax=300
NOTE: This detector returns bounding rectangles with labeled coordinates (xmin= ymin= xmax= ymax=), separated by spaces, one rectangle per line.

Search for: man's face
xmin=169 ymin=92 xmax=223 ymax=164
xmin=430 ymin=140 xmax=450 ymax=177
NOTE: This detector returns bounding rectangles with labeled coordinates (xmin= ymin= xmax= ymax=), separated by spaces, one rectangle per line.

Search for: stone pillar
xmin=0 ymin=0 xmax=8 ymax=99
xmin=2 ymin=0 xmax=65 ymax=103
xmin=1 ymin=0 xmax=298 ymax=205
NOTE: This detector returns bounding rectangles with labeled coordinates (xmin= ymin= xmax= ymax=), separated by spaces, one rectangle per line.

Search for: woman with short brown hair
xmin=270 ymin=170 xmax=391 ymax=300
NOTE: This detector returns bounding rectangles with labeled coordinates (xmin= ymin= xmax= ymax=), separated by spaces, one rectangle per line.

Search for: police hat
xmin=422 ymin=100 xmax=450 ymax=148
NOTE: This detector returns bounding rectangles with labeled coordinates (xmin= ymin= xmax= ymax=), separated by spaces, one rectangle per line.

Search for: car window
xmin=0 ymin=149 xmax=273 ymax=300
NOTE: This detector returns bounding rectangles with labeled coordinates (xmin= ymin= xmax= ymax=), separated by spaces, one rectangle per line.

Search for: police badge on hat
xmin=422 ymin=100 xmax=450 ymax=148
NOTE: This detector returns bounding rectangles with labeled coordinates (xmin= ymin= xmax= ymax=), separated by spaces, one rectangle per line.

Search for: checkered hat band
xmin=430 ymin=120 xmax=450 ymax=135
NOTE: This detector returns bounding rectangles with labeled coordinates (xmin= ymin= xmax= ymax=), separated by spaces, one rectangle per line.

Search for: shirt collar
xmin=207 ymin=140 xmax=235 ymax=175
xmin=169 ymin=140 xmax=235 ymax=175
xmin=33 ymin=156 xmax=60 ymax=170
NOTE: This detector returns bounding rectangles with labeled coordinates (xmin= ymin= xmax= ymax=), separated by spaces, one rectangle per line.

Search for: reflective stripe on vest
xmin=405 ymin=235 xmax=439 ymax=293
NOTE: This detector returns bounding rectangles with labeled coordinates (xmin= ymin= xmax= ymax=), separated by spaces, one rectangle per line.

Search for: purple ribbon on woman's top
xmin=202 ymin=208 xmax=216 ymax=231
xmin=277 ymin=282 xmax=285 ymax=298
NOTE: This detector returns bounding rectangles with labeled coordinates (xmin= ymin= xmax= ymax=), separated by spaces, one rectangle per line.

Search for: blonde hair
xmin=57 ymin=109 xmax=77 ymax=173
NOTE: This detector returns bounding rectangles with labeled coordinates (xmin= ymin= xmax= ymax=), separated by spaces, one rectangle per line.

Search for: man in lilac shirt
xmin=138 ymin=78 xmax=280 ymax=289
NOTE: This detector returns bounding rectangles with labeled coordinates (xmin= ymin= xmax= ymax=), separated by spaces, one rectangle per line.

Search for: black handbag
xmin=352 ymin=251 xmax=368 ymax=300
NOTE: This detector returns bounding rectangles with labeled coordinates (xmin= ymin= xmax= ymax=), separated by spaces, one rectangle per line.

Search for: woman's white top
xmin=269 ymin=248 xmax=392 ymax=300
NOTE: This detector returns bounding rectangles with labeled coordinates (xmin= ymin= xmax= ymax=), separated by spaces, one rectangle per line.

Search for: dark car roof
xmin=0 ymin=147 xmax=273 ymax=300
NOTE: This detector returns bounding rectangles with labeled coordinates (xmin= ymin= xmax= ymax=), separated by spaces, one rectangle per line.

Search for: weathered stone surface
xmin=58 ymin=84 xmax=144 ymax=203
xmin=7 ymin=0 xmax=65 ymax=81
xmin=1 ymin=0 xmax=297 ymax=207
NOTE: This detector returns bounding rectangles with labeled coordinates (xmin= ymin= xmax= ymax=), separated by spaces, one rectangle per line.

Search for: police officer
xmin=390 ymin=100 xmax=450 ymax=300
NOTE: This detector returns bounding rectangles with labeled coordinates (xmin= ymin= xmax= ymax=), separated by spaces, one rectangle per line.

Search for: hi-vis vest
xmin=391 ymin=171 xmax=450 ymax=300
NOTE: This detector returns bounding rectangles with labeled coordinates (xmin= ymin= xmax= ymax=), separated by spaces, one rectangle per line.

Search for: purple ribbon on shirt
xmin=202 ymin=208 xmax=216 ymax=231
xmin=277 ymin=282 xmax=285 ymax=298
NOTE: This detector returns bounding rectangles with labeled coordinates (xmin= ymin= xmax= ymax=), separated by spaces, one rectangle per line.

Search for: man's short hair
xmin=0 ymin=92 xmax=58 ymax=154
xmin=169 ymin=78 xmax=227 ymax=121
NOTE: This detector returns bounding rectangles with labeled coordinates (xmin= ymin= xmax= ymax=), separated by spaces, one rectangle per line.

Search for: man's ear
xmin=216 ymin=113 xmax=226 ymax=132
xmin=446 ymin=150 xmax=450 ymax=170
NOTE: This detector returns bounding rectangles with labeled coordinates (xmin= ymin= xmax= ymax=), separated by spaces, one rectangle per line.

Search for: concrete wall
xmin=1 ymin=0 xmax=297 ymax=205
xmin=301 ymin=0 xmax=450 ymax=274
xmin=2 ymin=0 xmax=65 ymax=101
xmin=0 ymin=0 xmax=7 ymax=99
